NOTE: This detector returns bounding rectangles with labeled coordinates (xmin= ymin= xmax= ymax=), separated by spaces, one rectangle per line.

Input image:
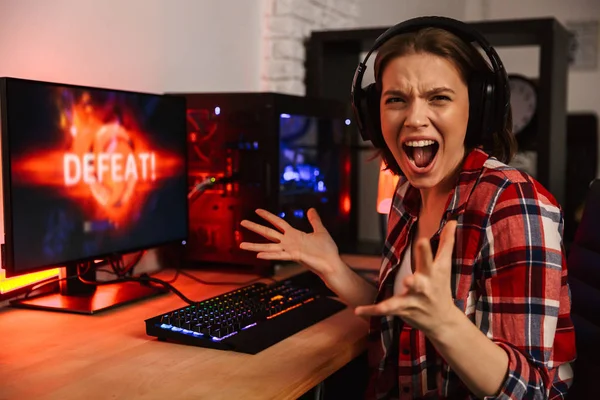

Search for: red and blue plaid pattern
xmin=366 ymin=149 xmax=576 ymax=399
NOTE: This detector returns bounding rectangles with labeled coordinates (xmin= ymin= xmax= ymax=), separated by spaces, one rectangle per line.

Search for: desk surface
xmin=0 ymin=255 xmax=379 ymax=400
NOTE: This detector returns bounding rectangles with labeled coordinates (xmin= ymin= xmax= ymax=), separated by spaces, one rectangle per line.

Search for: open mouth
xmin=402 ymin=140 xmax=439 ymax=169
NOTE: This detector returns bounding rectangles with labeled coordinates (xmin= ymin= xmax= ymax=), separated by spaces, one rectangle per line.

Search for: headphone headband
xmin=351 ymin=16 xmax=510 ymax=146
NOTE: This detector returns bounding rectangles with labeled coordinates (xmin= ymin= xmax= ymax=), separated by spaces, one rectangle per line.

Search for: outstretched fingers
xmin=307 ymin=208 xmax=327 ymax=233
xmin=414 ymin=237 xmax=434 ymax=276
xmin=434 ymin=220 xmax=457 ymax=263
xmin=239 ymin=242 xmax=282 ymax=253
xmin=255 ymin=209 xmax=293 ymax=233
xmin=239 ymin=219 xmax=283 ymax=242
xmin=354 ymin=295 xmax=407 ymax=317
xmin=256 ymin=251 xmax=293 ymax=260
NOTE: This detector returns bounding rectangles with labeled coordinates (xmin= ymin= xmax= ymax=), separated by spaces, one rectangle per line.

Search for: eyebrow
xmin=427 ymin=87 xmax=455 ymax=95
xmin=382 ymin=87 xmax=455 ymax=97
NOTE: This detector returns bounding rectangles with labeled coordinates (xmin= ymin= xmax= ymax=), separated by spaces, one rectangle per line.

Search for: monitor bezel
xmin=0 ymin=77 xmax=189 ymax=278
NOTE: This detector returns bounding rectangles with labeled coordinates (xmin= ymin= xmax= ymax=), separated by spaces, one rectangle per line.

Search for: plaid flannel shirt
xmin=366 ymin=149 xmax=577 ymax=399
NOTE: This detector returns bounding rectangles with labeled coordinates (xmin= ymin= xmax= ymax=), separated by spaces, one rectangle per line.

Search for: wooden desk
xmin=0 ymin=255 xmax=379 ymax=400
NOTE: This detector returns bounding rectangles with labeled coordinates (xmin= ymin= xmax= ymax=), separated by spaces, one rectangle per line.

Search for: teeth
xmin=404 ymin=140 xmax=436 ymax=147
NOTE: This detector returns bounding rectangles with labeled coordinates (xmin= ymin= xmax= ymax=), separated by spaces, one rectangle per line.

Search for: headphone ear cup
xmin=363 ymin=83 xmax=386 ymax=149
xmin=352 ymin=85 xmax=370 ymax=141
xmin=467 ymin=73 xmax=496 ymax=149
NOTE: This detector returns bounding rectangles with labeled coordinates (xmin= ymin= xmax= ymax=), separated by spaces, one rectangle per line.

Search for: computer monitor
xmin=0 ymin=77 xmax=188 ymax=314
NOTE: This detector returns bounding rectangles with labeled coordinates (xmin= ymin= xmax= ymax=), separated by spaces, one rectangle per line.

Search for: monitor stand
xmin=10 ymin=262 xmax=168 ymax=315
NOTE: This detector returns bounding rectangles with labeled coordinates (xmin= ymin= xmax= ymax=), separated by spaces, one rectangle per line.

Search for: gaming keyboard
xmin=144 ymin=271 xmax=347 ymax=354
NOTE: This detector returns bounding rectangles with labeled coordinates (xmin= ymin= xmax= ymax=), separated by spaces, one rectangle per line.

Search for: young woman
xmin=239 ymin=22 xmax=576 ymax=399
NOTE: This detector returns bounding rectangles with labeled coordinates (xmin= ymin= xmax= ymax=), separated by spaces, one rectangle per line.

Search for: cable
xmin=19 ymin=260 xmax=267 ymax=306
xmin=147 ymin=268 xmax=180 ymax=284
xmin=108 ymin=251 xmax=145 ymax=278
xmin=178 ymin=269 xmax=276 ymax=286
xmin=77 ymin=263 xmax=195 ymax=305
xmin=19 ymin=260 xmax=181 ymax=302
xmin=19 ymin=257 xmax=273 ymax=307
xmin=187 ymin=173 xmax=240 ymax=202
xmin=187 ymin=176 xmax=215 ymax=200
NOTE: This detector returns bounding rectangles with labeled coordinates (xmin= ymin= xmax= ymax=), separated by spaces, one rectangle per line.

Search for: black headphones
xmin=351 ymin=16 xmax=510 ymax=153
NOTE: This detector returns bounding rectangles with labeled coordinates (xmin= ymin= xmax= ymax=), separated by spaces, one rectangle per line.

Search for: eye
xmin=384 ymin=97 xmax=405 ymax=104
xmin=430 ymin=95 xmax=451 ymax=102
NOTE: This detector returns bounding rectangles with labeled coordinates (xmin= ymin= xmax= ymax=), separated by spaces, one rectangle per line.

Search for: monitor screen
xmin=1 ymin=78 xmax=188 ymax=276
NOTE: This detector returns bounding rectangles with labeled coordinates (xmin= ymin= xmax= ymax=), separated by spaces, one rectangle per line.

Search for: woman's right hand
xmin=239 ymin=208 xmax=340 ymax=277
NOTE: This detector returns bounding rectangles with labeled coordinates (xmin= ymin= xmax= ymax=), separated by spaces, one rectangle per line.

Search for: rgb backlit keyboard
xmin=144 ymin=271 xmax=346 ymax=354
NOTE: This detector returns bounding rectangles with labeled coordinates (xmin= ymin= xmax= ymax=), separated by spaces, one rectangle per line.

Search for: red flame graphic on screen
xmin=11 ymin=89 xmax=183 ymax=227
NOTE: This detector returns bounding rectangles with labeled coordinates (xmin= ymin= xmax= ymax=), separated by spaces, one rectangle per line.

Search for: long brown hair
xmin=373 ymin=27 xmax=516 ymax=175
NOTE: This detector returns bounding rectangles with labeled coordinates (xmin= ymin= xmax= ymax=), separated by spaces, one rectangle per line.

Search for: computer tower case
xmin=169 ymin=92 xmax=355 ymax=274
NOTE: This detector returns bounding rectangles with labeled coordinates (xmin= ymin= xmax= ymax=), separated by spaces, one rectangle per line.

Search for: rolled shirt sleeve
xmin=477 ymin=181 xmax=576 ymax=399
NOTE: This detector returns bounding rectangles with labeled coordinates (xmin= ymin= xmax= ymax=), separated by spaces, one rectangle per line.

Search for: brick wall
xmin=261 ymin=0 xmax=360 ymax=95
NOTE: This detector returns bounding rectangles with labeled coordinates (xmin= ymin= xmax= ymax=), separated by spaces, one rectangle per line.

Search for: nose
xmin=403 ymin=100 xmax=428 ymax=129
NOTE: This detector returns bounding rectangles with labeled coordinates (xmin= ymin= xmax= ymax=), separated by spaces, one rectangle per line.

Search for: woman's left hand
xmin=355 ymin=220 xmax=459 ymax=338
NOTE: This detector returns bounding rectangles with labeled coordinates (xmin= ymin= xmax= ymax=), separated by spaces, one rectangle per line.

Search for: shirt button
xmin=403 ymin=386 xmax=410 ymax=393
xmin=402 ymin=349 xmax=409 ymax=355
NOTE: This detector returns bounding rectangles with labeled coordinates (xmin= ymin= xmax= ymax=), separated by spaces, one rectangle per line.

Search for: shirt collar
xmin=400 ymin=148 xmax=490 ymax=219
